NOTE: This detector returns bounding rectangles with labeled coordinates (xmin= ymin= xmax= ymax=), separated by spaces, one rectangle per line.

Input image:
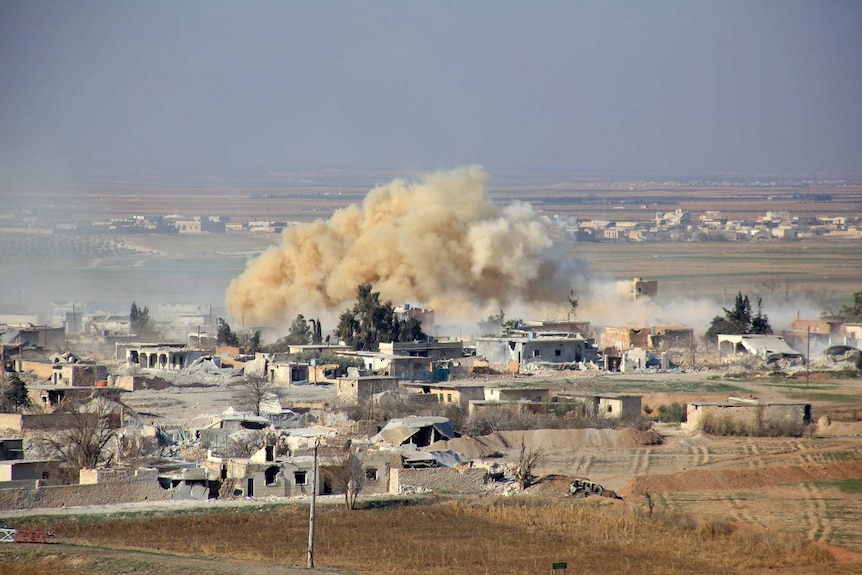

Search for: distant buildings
xmin=567 ymin=210 xmax=862 ymax=242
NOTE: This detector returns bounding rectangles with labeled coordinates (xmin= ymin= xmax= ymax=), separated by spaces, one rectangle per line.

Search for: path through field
xmin=2 ymin=543 xmax=356 ymax=575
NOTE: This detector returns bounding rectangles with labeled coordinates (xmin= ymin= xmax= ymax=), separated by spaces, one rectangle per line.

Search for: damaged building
xmin=336 ymin=375 xmax=399 ymax=403
xmin=196 ymin=414 xmax=272 ymax=451
xmin=685 ymin=397 xmax=812 ymax=435
xmin=371 ymin=416 xmax=455 ymax=448
xmin=476 ymin=333 xmax=598 ymax=371
xmin=121 ymin=343 xmax=210 ymax=370
xmin=717 ymin=334 xmax=803 ymax=362
xmin=399 ymin=382 xmax=486 ymax=410
xmin=599 ymin=326 xmax=694 ymax=352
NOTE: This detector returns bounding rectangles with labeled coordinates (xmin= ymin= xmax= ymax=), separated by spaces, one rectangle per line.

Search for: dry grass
xmin=0 ymin=549 xmax=86 ymax=575
xmin=14 ymin=497 xmax=838 ymax=575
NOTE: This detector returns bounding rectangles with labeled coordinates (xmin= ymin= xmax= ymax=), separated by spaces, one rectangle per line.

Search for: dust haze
xmin=226 ymin=166 xmax=592 ymax=326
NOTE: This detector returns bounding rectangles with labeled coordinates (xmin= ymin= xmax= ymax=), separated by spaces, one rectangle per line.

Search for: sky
xmin=1 ymin=0 xmax=861 ymax=183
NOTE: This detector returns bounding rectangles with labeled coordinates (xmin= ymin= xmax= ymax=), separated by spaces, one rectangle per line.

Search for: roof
xmin=477 ymin=335 xmax=589 ymax=344
xmin=690 ymin=396 xmax=809 ymax=407
xmin=401 ymin=382 xmax=485 ymax=390
xmin=372 ymin=416 xmax=454 ymax=446
xmin=284 ymin=427 xmax=337 ymax=438
xmin=338 ymin=375 xmax=399 ymax=382
xmin=0 ymin=331 xmax=25 ymax=346
xmin=400 ymin=450 xmax=463 ymax=468
xmin=0 ymin=459 xmax=59 ymax=466
xmin=689 ymin=401 xmax=810 ymax=407
xmin=717 ymin=334 xmax=802 ymax=357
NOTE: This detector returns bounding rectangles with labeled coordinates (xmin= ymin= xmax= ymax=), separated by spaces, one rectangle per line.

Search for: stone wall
xmin=0 ymin=476 xmax=171 ymax=510
xmin=0 ymin=413 xmax=98 ymax=432
xmin=390 ymin=468 xmax=487 ymax=495
xmin=0 ymin=414 xmax=22 ymax=432
xmin=687 ymin=403 xmax=810 ymax=435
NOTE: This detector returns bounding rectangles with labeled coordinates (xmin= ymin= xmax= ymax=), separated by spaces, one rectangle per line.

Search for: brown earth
xmin=623 ymin=460 xmax=862 ymax=495
xmin=428 ymin=427 xmax=663 ymax=459
xmin=0 ymin=543 xmax=355 ymax=575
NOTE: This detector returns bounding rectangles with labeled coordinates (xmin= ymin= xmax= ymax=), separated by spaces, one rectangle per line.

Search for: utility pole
xmin=307 ymin=438 xmax=319 ymax=569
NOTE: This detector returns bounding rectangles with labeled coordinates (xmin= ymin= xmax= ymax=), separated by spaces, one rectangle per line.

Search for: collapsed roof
xmin=372 ymin=416 xmax=455 ymax=447
xmin=718 ymin=334 xmax=802 ymax=360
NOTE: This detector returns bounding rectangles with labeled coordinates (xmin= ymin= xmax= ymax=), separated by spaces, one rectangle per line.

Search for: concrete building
xmin=399 ymin=382 xmax=486 ymax=410
xmin=601 ymin=326 xmax=695 ymax=352
xmin=600 ymin=327 xmax=651 ymax=351
xmin=393 ymin=305 xmax=436 ymax=333
xmin=521 ymin=320 xmax=591 ymax=336
xmin=468 ymin=384 xmax=551 ymax=415
xmin=377 ymin=341 xmax=462 ymax=361
xmin=0 ymin=441 xmax=62 ymax=487
xmin=175 ymin=215 xmax=228 ymax=234
xmin=717 ymin=334 xmax=802 ymax=362
xmin=685 ymin=397 xmax=811 ymax=434
xmin=594 ymin=394 xmax=642 ymax=419
xmin=196 ymin=414 xmax=272 ymax=451
xmin=785 ymin=319 xmax=856 ymax=351
xmin=371 ymin=416 xmax=455 ymax=448
xmin=617 ymin=277 xmax=658 ymax=300
xmin=13 ymin=357 xmax=107 ymax=387
xmin=267 ymin=360 xmax=310 ymax=386
xmin=0 ymin=325 xmax=65 ymax=351
xmin=336 ymin=376 xmax=399 ymax=403
xmin=484 ymin=386 xmax=549 ymax=403
xmin=476 ymin=334 xmax=597 ymax=371
xmin=85 ymin=314 xmax=131 ymax=336
xmin=0 ymin=459 xmax=62 ymax=486
xmin=123 ymin=343 xmax=209 ymax=370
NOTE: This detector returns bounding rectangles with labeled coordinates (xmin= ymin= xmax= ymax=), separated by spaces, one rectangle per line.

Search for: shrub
xmin=657 ymin=402 xmax=687 ymax=423
xmin=698 ymin=410 xmax=804 ymax=437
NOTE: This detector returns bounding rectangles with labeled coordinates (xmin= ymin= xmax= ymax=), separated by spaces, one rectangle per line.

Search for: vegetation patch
xmin=12 ymin=498 xmax=835 ymax=575
xmin=814 ymin=478 xmax=862 ymax=494
xmin=698 ymin=411 xmax=804 ymax=437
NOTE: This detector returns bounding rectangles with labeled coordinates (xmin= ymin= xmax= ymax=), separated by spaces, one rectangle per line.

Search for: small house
xmin=336 ymin=376 xmax=399 ymax=403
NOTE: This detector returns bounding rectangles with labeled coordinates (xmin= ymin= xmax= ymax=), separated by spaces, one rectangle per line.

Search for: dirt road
xmin=2 ymin=542 xmax=357 ymax=575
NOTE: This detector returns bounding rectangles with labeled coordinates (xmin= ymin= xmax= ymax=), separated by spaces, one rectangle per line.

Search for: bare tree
xmin=515 ymin=438 xmax=545 ymax=492
xmin=115 ymin=432 xmax=159 ymax=466
xmin=35 ymin=396 xmax=120 ymax=476
xmin=224 ymin=430 xmax=267 ymax=458
xmin=325 ymin=451 xmax=365 ymax=510
xmin=232 ymin=375 xmax=276 ymax=417
xmin=567 ymin=290 xmax=579 ymax=320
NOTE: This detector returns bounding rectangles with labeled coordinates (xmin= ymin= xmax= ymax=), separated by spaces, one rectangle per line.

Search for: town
xmin=1 ymin=275 xmax=860 ymax=517
xmin=2 ymin=1 xmax=862 ymax=570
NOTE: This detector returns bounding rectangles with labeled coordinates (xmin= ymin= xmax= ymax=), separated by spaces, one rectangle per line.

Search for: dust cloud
xmin=225 ymin=166 xmax=590 ymax=326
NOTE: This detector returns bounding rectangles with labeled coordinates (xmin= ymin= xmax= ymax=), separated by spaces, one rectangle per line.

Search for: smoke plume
xmin=226 ymin=166 xmax=586 ymax=326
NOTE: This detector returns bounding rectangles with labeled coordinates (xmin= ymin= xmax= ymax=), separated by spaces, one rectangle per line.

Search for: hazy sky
xmin=1 ymin=1 xmax=860 ymax=181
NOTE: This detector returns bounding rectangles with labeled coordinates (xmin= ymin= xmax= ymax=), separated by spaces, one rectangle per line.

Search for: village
xmin=1 ymin=275 xmax=860 ymax=519
xmin=3 ymin=205 xmax=861 ymax=242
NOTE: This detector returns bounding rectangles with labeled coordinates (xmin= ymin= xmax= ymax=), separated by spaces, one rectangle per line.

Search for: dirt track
xmin=2 ymin=543 xmax=356 ymax=575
